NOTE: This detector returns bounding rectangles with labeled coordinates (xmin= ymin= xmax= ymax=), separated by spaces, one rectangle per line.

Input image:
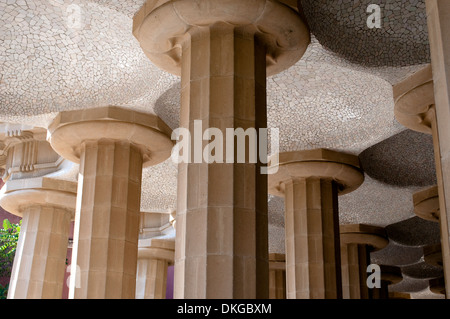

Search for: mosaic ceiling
xmin=0 ymin=0 xmax=443 ymax=298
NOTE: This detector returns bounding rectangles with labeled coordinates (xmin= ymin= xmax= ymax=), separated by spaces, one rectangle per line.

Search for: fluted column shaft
xmin=341 ymin=243 xmax=370 ymax=299
xmin=269 ymin=253 xmax=286 ymax=299
xmin=136 ymin=258 xmax=168 ymax=299
xmin=8 ymin=205 xmax=72 ymax=299
xmin=284 ymin=177 xmax=341 ymax=299
xmin=427 ymin=0 xmax=450 ymax=297
xmin=48 ymin=106 xmax=173 ymax=299
xmin=71 ymin=140 xmax=142 ymax=299
xmin=174 ymin=23 xmax=268 ymax=299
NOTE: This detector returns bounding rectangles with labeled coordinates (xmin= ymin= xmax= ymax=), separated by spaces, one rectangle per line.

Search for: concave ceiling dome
xmin=0 ymin=0 xmax=176 ymax=126
xmin=299 ymin=0 xmax=430 ymax=67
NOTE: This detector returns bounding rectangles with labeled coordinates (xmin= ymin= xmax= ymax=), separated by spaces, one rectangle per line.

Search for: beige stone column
xmin=136 ymin=239 xmax=175 ymax=299
xmin=394 ymin=64 xmax=450 ymax=295
xmin=0 ymin=125 xmax=77 ymax=299
xmin=269 ymin=253 xmax=286 ymax=299
xmin=339 ymin=224 xmax=388 ymax=299
xmin=136 ymin=211 xmax=175 ymax=299
xmin=372 ymin=265 xmax=403 ymax=299
xmin=47 ymin=106 xmax=173 ymax=299
xmin=424 ymin=0 xmax=450 ymax=296
xmin=268 ymin=149 xmax=364 ymax=299
xmin=0 ymin=178 xmax=76 ymax=299
xmin=133 ymin=0 xmax=310 ymax=299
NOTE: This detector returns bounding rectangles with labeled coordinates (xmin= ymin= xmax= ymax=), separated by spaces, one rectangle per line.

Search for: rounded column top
xmin=429 ymin=277 xmax=446 ymax=295
xmin=138 ymin=238 xmax=175 ymax=263
xmin=132 ymin=0 xmax=310 ymax=77
xmin=379 ymin=265 xmax=403 ymax=285
xmin=47 ymin=106 xmax=174 ymax=167
xmin=413 ymin=185 xmax=440 ymax=222
xmin=423 ymin=244 xmax=443 ymax=267
xmin=0 ymin=177 xmax=77 ymax=218
xmin=393 ymin=64 xmax=435 ymax=134
xmin=340 ymin=224 xmax=389 ymax=252
xmin=268 ymin=149 xmax=364 ymax=197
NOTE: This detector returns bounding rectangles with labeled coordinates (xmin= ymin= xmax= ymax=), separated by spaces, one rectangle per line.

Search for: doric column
xmin=268 ymin=253 xmax=286 ymax=299
xmin=339 ymin=224 xmax=388 ymax=299
xmin=133 ymin=0 xmax=310 ymax=299
xmin=136 ymin=212 xmax=175 ymax=299
xmin=136 ymin=239 xmax=175 ymax=299
xmin=413 ymin=185 xmax=440 ymax=222
xmin=393 ymin=64 xmax=450 ymax=296
xmin=0 ymin=125 xmax=77 ymax=299
xmin=47 ymin=106 xmax=173 ymax=299
xmin=372 ymin=265 xmax=403 ymax=299
xmin=268 ymin=149 xmax=364 ymax=299
xmin=424 ymin=0 xmax=450 ymax=296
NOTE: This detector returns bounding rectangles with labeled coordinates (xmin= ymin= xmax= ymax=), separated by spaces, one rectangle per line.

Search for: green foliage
xmin=0 ymin=284 xmax=8 ymax=299
xmin=0 ymin=219 xmax=21 ymax=278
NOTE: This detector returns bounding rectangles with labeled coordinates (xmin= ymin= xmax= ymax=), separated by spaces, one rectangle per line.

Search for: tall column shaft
xmin=136 ymin=258 xmax=168 ymax=299
xmin=340 ymin=243 xmax=370 ymax=299
xmin=48 ymin=106 xmax=173 ymax=299
xmin=8 ymin=205 xmax=72 ymax=299
xmin=427 ymin=0 xmax=450 ymax=296
xmin=175 ymin=24 xmax=268 ymax=299
xmin=71 ymin=140 xmax=142 ymax=299
xmin=269 ymin=253 xmax=286 ymax=299
xmin=284 ymin=177 xmax=341 ymax=299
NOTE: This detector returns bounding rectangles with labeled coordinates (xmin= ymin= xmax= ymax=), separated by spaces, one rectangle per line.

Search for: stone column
xmin=269 ymin=253 xmax=286 ymax=299
xmin=136 ymin=239 xmax=175 ymax=299
xmin=425 ymin=0 xmax=450 ymax=296
xmin=394 ymin=64 xmax=450 ymax=296
xmin=268 ymin=149 xmax=364 ymax=299
xmin=0 ymin=125 xmax=77 ymax=299
xmin=47 ymin=106 xmax=173 ymax=299
xmin=0 ymin=178 xmax=76 ymax=299
xmin=133 ymin=0 xmax=310 ymax=299
xmin=339 ymin=224 xmax=388 ymax=299
xmin=372 ymin=265 xmax=403 ymax=299
xmin=136 ymin=211 xmax=175 ymax=299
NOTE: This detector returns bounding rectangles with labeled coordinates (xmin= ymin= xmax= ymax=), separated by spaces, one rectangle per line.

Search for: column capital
xmin=138 ymin=238 xmax=175 ymax=264
xmin=47 ymin=106 xmax=174 ymax=167
xmin=429 ymin=276 xmax=446 ymax=295
xmin=0 ymin=177 xmax=77 ymax=218
xmin=340 ymin=224 xmax=388 ymax=252
xmin=268 ymin=149 xmax=364 ymax=197
xmin=424 ymin=243 xmax=443 ymax=267
xmin=0 ymin=124 xmax=63 ymax=181
xmin=269 ymin=253 xmax=286 ymax=271
xmin=380 ymin=265 xmax=403 ymax=286
xmin=394 ymin=64 xmax=435 ymax=134
xmin=132 ymin=0 xmax=310 ymax=76
xmin=413 ymin=185 xmax=440 ymax=222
